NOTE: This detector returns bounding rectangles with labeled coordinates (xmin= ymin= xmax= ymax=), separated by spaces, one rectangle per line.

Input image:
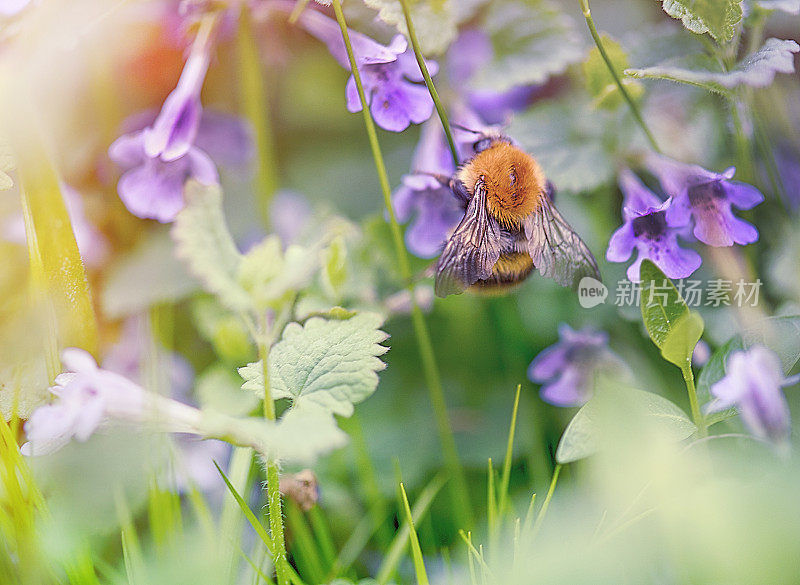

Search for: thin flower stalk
xmin=398 ymin=0 xmax=459 ymax=168
xmin=578 ymin=0 xmax=661 ymax=153
xmin=330 ymin=0 xmax=473 ymax=529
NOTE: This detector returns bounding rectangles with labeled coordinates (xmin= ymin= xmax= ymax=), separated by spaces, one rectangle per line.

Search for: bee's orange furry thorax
xmin=458 ymin=142 xmax=545 ymax=227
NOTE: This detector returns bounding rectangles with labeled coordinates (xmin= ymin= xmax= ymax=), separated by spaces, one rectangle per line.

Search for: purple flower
xmin=108 ymin=23 xmax=232 ymax=223
xmin=606 ymin=169 xmax=702 ymax=281
xmin=392 ymin=121 xmax=464 ymax=257
xmin=645 ymin=153 xmax=764 ymax=247
xmin=296 ymin=7 xmax=436 ymax=132
xmin=109 ymin=131 xmax=217 ymax=222
xmin=446 ymin=29 xmax=539 ymax=124
xmin=22 ymin=349 xmax=146 ymax=456
xmin=143 ymin=47 xmax=210 ymax=161
xmin=528 ymin=324 xmax=628 ymax=407
xmin=707 ymin=346 xmax=797 ymax=444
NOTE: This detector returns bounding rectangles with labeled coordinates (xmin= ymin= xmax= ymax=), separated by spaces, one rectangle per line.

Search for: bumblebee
xmin=433 ymin=134 xmax=600 ymax=297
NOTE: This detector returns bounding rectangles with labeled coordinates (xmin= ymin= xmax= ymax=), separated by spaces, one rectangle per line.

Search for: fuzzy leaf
xmin=217 ymin=408 xmax=349 ymax=464
xmin=582 ymin=35 xmax=644 ymax=110
xmin=237 ymin=237 xmax=318 ymax=310
xmin=197 ymin=364 xmax=260 ymax=417
xmin=102 ymin=230 xmax=197 ymax=318
xmin=363 ymin=0 xmax=457 ymax=55
xmin=239 ymin=313 xmax=389 ymax=416
xmin=171 ymin=181 xmax=251 ymax=312
xmin=659 ymin=0 xmax=743 ymax=42
xmin=626 ymin=38 xmax=798 ymax=91
xmin=510 ymin=100 xmax=615 ymax=193
xmin=470 ymin=0 xmax=583 ymax=93
xmin=556 ymin=386 xmax=696 ymax=464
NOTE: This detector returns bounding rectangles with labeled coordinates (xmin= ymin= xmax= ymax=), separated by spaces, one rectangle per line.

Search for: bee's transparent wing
xmin=435 ymin=186 xmax=502 ymax=297
xmin=524 ymin=193 xmax=600 ymax=289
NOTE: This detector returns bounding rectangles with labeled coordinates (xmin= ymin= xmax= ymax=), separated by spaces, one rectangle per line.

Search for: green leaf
xmin=696 ymin=336 xmax=742 ymax=426
xmin=556 ymin=386 xmax=696 ymax=464
xmin=510 ymin=99 xmax=615 ymax=193
xmin=196 ymin=364 xmax=260 ymax=417
xmin=583 ymin=35 xmax=644 ymax=110
xmin=102 ymin=230 xmax=197 ymax=318
xmin=639 ymin=260 xmax=704 ymax=368
xmin=742 ymin=315 xmax=800 ymax=373
xmin=659 ymin=0 xmax=743 ymax=42
xmin=626 ymin=38 xmax=799 ymax=92
xmin=239 ymin=313 xmax=389 ymax=416
xmin=363 ymin=0 xmax=457 ymax=55
xmin=18 ymin=142 xmax=98 ymax=368
xmin=470 ymin=0 xmax=584 ymax=93
xmin=321 ymin=235 xmax=348 ymax=300
xmin=237 ymin=236 xmax=318 ymax=310
xmin=171 ymin=181 xmax=251 ymax=313
xmin=661 ymin=312 xmax=705 ymax=368
xmin=191 ymin=298 xmax=254 ymax=364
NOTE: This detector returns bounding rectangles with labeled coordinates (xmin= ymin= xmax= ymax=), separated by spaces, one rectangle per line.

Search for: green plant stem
xmin=330 ymin=0 xmax=472 ymax=529
xmin=531 ymin=464 xmax=561 ymax=537
xmin=398 ymin=0 xmax=459 ymax=167
xmin=681 ymin=364 xmax=707 ymax=438
xmin=257 ymin=318 xmax=288 ymax=585
xmin=237 ymin=6 xmax=279 ymax=225
xmin=729 ymin=99 xmax=755 ymax=183
xmin=578 ymin=0 xmax=661 ymax=153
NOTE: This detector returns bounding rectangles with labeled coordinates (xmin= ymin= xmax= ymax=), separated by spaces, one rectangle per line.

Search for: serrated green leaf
xmin=171 ymin=181 xmax=251 ymax=313
xmin=470 ymin=0 xmax=584 ymax=93
xmin=209 ymin=408 xmax=348 ymax=464
xmin=556 ymin=386 xmax=696 ymax=464
xmin=363 ymin=0 xmax=457 ymax=55
xmin=583 ymin=35 xmax=644 ymax=110
xmin=659 ymin=0 xmax=743 ymax=42
xmin=197 ymin=364 xmax=260 ymax=417
xmin=102 ymin=230 xmax=197 ymax=318
xmin=510 ymin=99 xmax=615 ymax=193
xmin=239 ymin=313 xmax=389 ymax=416
xmin=626 ymin=38 xmax=799 ymax=92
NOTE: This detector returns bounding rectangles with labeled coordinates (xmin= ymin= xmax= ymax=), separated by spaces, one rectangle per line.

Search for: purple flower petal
xmin=144 ymin=49 xmax=211 ymax=161
xmin=605 ymin=222 xmax=636 ymax=262
xmin=118 ymin=158 xmax=188 ymax=223
xmin=193 ymin=111 xmax=254 ymax=168
xmin=646 ymin=153 xmax=764 ymax=247
xmin=528 ymin=325 xmax=627 ymax=407
xmin=708 ymin=346 xmax=791 ymax=444
xmin=370 ymin=83 xmax=434 ymax=132
xmin=297 ymin=8 xmax=405 ymax=69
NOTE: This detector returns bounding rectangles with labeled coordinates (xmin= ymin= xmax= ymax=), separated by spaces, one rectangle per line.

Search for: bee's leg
xmin=449 ymin=178 xmax=471 ymax=206
xmin=545 ymin=180 xmax=557 ymax=202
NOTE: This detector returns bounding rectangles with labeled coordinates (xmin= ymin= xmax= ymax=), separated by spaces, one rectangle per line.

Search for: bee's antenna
xmin=451 ymin=123 xmax=483 ymax=135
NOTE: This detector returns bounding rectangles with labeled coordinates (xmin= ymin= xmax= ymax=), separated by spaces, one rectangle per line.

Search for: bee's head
xmin=465 ymin=142 xmax=545 ymax=225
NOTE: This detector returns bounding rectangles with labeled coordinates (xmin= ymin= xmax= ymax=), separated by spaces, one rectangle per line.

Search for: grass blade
xmin=399 ymin=483 xmax=430 ymax=585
